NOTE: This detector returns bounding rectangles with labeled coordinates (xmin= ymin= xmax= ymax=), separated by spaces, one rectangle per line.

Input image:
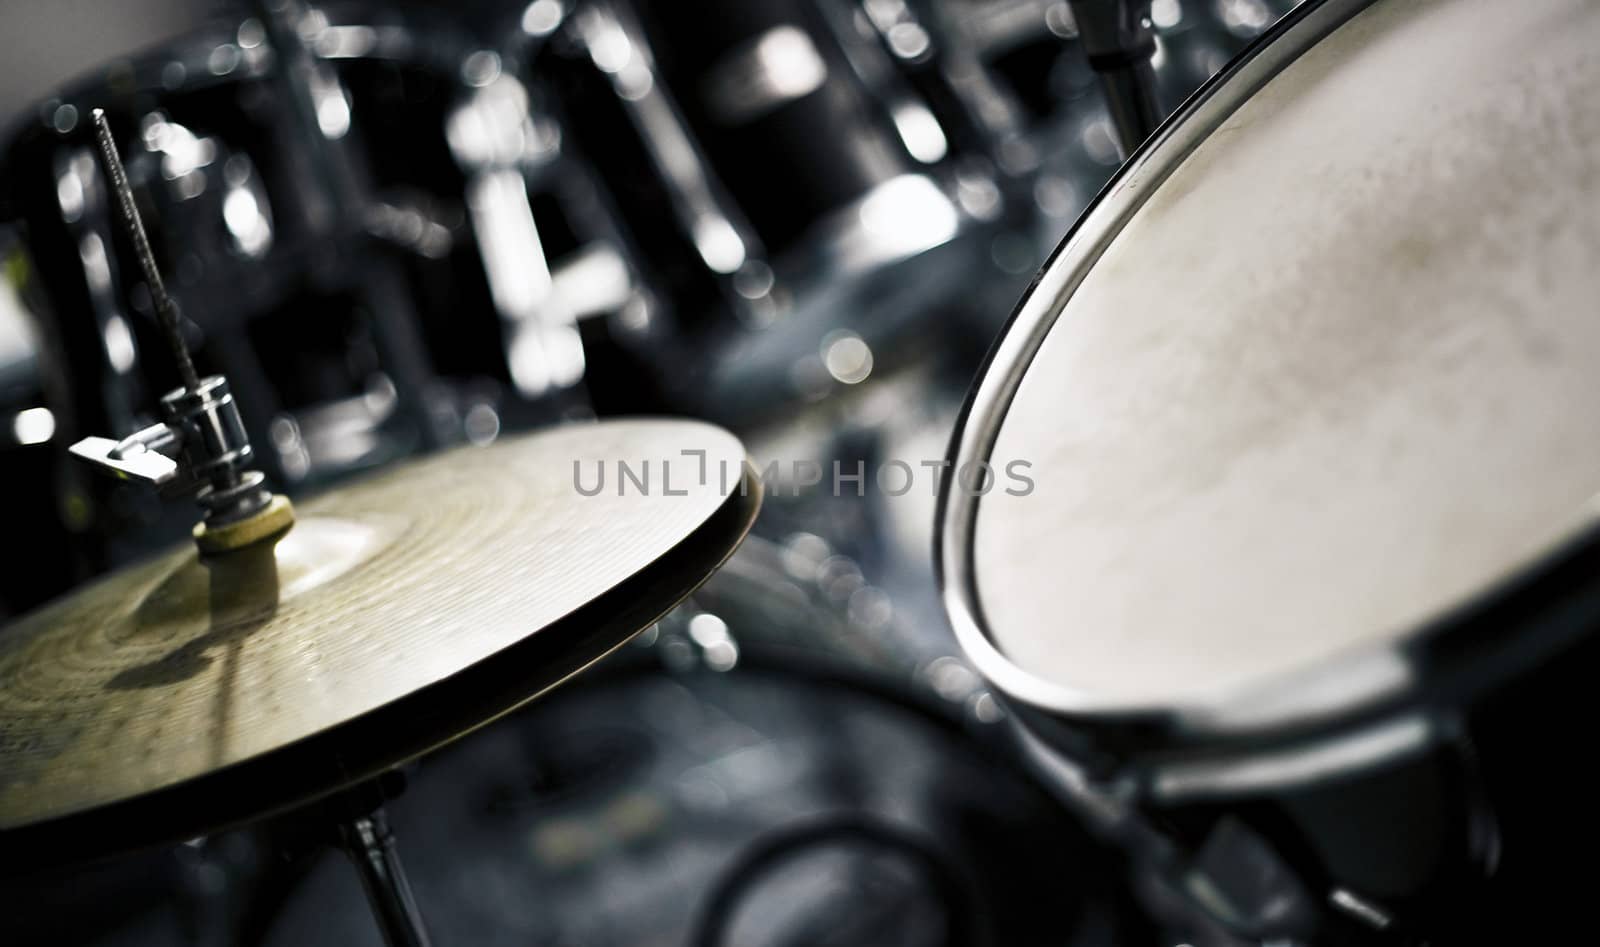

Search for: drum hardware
xmin=534 ymin=0 xmax=1006 ymax=423
xmin=625 ymin=0 xmax=916 ymax=258
xmin=256 ymin=2 xmax=488 ymax=353
xmin=807 ymin=0 xmax=975 ymax=174
xmin=541 ymin=0 xmax=776 ymax=338
xmin=0 ymin=27 xmax=272 ymax=457
xmin=309 ymin=3 xmax=654 ymax=415
xmin=321 ymin=776 xmax=434 ymax=947
xmin=849 ymin=0 xmax=1015 ymax=170
xmin=997 ymin=700 xmax=1450 ymax=943
xmin=246 ymin=0 xmax=455 ymax=457
xmin=1063 ymin=0 xmax=1162 ymax=156
xmin=896 ymin=0 xmax=1293 ymax=254
xmin=0 ymin=5 xmax=640 ymax=584
xmin=0 ymin=25 xmax=431 ymax=517
xmin=69 ymin=110 xmax=281 ymax=544
xmin=938 ymin=0 xmax=1600 ymax=941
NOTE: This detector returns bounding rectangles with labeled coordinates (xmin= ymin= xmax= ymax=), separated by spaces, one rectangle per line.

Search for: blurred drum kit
xmin=0 ymin=0 xmax=1596 ymax=944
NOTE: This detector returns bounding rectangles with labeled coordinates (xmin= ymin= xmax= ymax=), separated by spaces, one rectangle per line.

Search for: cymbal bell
xmin=0 ymin=419 xmax=759 ymax=868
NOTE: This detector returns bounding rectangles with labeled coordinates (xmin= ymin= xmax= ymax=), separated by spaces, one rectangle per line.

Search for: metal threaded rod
xmin=90 ymin=108 xmax=202 ymax=393
xmin=337 ymin=809 xmax=435 ymax=947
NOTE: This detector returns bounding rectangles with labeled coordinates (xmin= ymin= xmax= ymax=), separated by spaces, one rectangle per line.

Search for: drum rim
xmin=936 ymin=0 xmax=1600 ymax=749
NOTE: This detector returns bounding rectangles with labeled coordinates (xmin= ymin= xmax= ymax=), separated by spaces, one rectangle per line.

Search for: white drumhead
xmin=972 ymin=0 xmax=1600 ymax=709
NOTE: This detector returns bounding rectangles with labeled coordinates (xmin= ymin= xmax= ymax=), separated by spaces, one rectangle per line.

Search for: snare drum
xmin=939 ymin=0 xmax=1600 ymax=941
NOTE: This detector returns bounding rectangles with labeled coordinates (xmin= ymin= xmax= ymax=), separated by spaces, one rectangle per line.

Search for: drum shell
xmin=634 ymin=0 xmax=909 ymax=254
xmin=536 ymin=0 xmax=1005 ymax=422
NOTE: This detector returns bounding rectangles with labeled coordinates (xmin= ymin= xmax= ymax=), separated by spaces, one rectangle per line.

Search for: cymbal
xmin=0 ymin=419 xmax=759 ymax=866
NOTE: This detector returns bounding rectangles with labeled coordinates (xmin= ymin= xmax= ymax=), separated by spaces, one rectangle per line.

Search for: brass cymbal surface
xmin=0 ymin=419 xmax=757 ymax=859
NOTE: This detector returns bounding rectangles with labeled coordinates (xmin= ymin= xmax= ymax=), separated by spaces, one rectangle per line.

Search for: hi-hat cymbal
xmin=0 ymin=419 xmax=758 ymax=866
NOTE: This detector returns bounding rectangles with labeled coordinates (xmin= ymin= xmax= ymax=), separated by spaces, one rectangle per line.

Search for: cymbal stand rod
xmin=1066 ymin=0 xmax=1163 ymax=158
xmin=335 ymin=807 xmax=435 ymax=947
xmin=79 ymin=109 xmax=286 ymax=538
xmin=90 ymin=108 xmax=200 ymax=393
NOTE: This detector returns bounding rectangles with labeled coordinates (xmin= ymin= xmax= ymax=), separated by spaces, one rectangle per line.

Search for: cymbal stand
xmin=71 ymin=109 xmax=295 ymax=554
xmin=1066 ymin=0 xmax=1163 ymax=158
xmin=321 ymin=776 xmax=434 ymax=947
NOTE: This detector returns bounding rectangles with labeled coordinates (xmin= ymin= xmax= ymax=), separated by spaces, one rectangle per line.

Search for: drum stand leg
xmin=327 ymin=781 xmax=434 ymax=947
